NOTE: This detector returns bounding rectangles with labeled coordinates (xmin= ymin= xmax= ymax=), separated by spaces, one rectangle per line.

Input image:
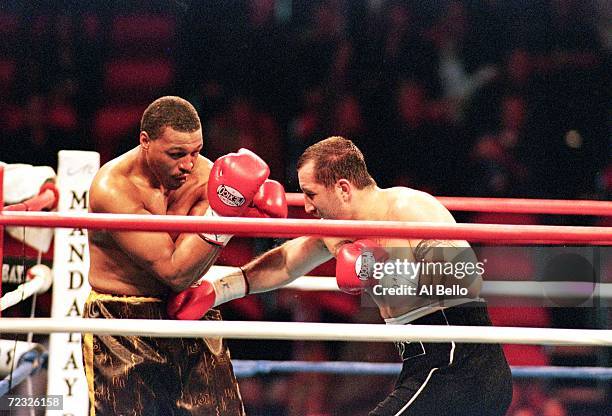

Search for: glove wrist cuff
xmin=201 ymin=206 xmax=233 ymax=246
xmin=239 ymin=267 xmax=250 ymax=295
xmin=211 ymin=267 xmax=248 ymax=307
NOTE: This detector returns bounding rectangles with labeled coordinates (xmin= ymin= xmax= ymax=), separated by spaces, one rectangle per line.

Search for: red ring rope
xmin=0 ymin=212 xmax=610 ymax=243
xmin=286 ymin=193 xmax=612 ymax=216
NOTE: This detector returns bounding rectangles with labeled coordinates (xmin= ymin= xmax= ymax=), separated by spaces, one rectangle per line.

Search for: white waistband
xmin=384 ymin=298 xmax=483 ymax=325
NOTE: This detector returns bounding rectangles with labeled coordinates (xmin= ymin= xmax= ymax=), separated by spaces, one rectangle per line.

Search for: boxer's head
xmin=297 ymin=136 xmax=375 ymax=219
xmin=139 ymin=96 xmax=203 ymax=190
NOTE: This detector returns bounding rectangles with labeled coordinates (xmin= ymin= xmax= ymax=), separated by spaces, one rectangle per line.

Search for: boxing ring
xmin=1 ymin=163 xmax=611 ymax=414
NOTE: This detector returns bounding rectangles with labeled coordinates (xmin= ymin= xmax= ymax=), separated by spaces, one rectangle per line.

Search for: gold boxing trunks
xmin=82 ymin=290 xmax=245 ymax=416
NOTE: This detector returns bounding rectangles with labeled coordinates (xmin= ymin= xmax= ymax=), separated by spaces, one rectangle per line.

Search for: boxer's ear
xmin=140 ymin=131 xmax=150 ymax=150
xmin=337 ymin=179 xmax=351 ymax=199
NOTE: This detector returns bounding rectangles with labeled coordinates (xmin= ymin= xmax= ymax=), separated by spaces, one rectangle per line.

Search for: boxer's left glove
xmin=202 ymin=149 xmax=270 ymax=246
xmin=336 ymin=240 xmax=388 ymax=295
xmin=167 ymin=268 xmax=249 ymax=320
xmin=248 ymin=179 xmax=288 ymax=219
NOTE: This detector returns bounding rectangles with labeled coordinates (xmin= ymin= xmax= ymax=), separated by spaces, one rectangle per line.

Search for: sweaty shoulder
xmin=387 ymin=187 xmax=455 ymax=223
xmin=89 ymin=155 xmax=142 ymax=214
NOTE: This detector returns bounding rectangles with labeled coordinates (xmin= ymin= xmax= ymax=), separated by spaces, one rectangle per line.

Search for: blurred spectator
xmin=206 ymin=96 xmax=284 ymax=181
xmin=509 ymin=382 xmax=569 ymax=416
xmin=286 ymin=86 xmax=327 ymax=190
xmin=240 ymin=376 xmax=289 ymax=416
xmin=596 ymin=164 xmax=612 ymax=202
xmin=469 ymin=95 xmax=531 ymax=196
xmin=333 ymin=94 xmax=365 ymax=143
xmin=543 ymin=398 xmax=568 ymax=416
xmin=2 ymin=93 xmax=82 ymax=168
xmin=375 ymin=79 xmax=465 ymax=193
xmin=512 ymin=410 xmax=537 ymax=416
xmin=365 ymin=1 xmax=439 ymax=91
xmin=430 ymin=1 xmax=499 ymax=122
xmin=378 ymin=80 xmax=430 ymax=187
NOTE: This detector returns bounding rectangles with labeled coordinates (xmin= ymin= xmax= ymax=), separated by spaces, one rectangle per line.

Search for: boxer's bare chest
xmin=143 ymin=180 xmax=206 ymax=216
xmin=168 ymin=183 xmax=206 ymax=216
xmin=145 ymin=180 xmax=207 ymax=241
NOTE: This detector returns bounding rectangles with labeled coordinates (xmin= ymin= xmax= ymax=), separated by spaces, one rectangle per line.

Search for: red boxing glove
xmin=202 ymin=149 xmax=270 ymax=246
xmin=336 ymin=240 xmax=388 ymax=295
xmin=167 ymin=268 xmax=249 ymax=320
xmin=167 ymin=280 xmax=216 ymax=320
xmin=207 ymin=148 xmax=270 ymax=217
xmin=249 ymin=180 xmax=288 ymax=218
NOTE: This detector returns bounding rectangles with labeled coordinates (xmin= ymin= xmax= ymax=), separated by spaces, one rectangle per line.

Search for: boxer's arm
xmin=243 ymin=236 xmax=333 ymax=293
xmin=167 ymin=236 xmax=332 ymax=319
xmin=90 ymin=177 xmax=221 ymax=292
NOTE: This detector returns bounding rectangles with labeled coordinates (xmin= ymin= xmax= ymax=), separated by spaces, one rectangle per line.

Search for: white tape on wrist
xmin=201 ymin=206 xmax=233 ymax=246
xmin=210 ymin=267 xmax=248 ymax=307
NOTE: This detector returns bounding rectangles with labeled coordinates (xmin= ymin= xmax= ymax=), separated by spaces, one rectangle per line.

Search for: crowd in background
xmin=0 ymin=1 xmax=610 ymax=415
xmin=1 ymin=1 xmax=609 ymax=201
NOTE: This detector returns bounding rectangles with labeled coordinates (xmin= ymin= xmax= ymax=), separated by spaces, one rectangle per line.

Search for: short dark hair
xmin=140 ymin=96 xmax=201 ymax=140
xmin=297 ymin=136 xmax=376 ymax=189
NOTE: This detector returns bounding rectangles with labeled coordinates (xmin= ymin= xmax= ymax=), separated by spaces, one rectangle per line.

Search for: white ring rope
xmin=0 ymin=265 xmax=53 ymax=311
xmin=0 ymin=318 xmax=610 ymax=346
xmin=286 ymin=276 xmax=612 ymax=298
xmin=478 ymin=281 xmax=611 ymax=299
xmin=206 ymin=266 xmax=612 ymax=299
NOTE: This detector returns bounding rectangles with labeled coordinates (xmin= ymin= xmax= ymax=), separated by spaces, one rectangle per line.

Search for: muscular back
xmin=324 ymin=187 xmax=482 ymax=319
xmin=88 ymin=148 xmax=212 ymax=296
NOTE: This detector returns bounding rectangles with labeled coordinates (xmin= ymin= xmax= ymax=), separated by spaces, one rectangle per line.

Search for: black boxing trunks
xmin=369 ymin=302 xmax=512 ymax=416
xmin=82 ymin=290 xmax=245 ymax=416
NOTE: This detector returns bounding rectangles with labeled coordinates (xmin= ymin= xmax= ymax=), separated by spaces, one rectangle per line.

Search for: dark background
xmin=0 ymin=1 xmax=610 ymax=415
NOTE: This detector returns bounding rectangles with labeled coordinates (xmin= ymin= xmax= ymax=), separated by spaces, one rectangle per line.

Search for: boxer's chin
xmin=319 ymin=210 xmax=340 ymax=220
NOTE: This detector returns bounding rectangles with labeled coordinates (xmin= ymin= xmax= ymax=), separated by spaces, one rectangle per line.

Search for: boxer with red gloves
xmin=86 ymin=96 xmax=274 ymax=415
xmin=168 ymin=136 xmax=510 ymax=416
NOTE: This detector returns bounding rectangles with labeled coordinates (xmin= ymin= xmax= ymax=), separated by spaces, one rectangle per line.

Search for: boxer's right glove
xmin=336 ymin=240 xmax=388 ymax=295
xmin=167 ymin=267 xmax=249 ymax=320
xmin=201 ymin=149 xmax=271 ymax=246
